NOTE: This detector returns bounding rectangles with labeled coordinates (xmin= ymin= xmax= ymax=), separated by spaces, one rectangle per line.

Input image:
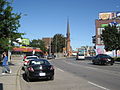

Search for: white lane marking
xmin=57 ymin=68 xmax=64 ymax=72
xmin=88 ymin=81 xmax=110 ymax=90
xmin=84 ymin=66 xmax=98 ymax=70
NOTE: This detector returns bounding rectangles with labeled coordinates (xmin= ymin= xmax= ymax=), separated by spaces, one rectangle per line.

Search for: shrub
xmin=113 ymin=57 xmax=120 ymax=61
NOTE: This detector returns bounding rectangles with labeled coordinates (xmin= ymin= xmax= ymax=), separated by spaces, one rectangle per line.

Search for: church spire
xmin=66 ymin=18 xmax=71 ymax=56
xmin=67 ymin=18 xmax=70 ymax=38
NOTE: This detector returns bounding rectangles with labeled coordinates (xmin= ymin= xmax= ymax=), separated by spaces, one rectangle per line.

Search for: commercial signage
xmin=99 ymin=12 xmax=114 ymax=20
xmin=116 ymin=12 xmax=120 ymax=17
xmin=96 ymin=45 xmax=105 ymax=54
xmin=95 ymin=45 xmax=120 ymax=57
xmin=101 ymin=23 xmax=120 ymax=27
xmin=22 ymin=38 xmax=30 ymax=45
xmin=101 ymin=24 xmax=108 ymax=27
xmin=109 ymin=21 xmax=118 ymax=26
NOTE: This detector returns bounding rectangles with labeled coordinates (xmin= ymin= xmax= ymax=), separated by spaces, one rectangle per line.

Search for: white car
xmin=23 ymin=56 xmax=39 ymax=66
xmin=76 ymin=54 xmax=85 ymax=60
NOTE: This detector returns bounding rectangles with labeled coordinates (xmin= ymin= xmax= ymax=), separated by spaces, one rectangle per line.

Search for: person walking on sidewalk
xmin=2 ymin=52 xmax=11 ymax=75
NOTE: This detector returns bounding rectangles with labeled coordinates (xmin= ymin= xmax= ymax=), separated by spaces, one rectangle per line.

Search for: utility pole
xmin=65 ymin=38 xmax=67 ymax=57
xmin=49 ymin=38 xmax=51 ymax=55
xmin=8 ymin=39 xmax=11 ymax=62
xmin=55 ymin=37 xmax=57 ymax=57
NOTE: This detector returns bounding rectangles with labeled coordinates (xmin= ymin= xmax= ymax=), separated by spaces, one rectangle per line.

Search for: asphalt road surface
xmin=19 ymin=57 xmax=120 ymax=90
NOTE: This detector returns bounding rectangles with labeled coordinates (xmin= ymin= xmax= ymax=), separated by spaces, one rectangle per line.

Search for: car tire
xmin=26 ymin=76 xmax=33 ymax=82
xmin=110 ymin=63 xmax=113 ymax=65
xmin=27 ymin=78 xmax=33 ymax=82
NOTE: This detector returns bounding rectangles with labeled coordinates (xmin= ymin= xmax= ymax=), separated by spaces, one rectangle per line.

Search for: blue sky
xmin=12 ymin=0 xmax=120 ymax=50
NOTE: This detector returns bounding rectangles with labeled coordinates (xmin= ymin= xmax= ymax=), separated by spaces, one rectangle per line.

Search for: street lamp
xmin=49 ymin=38 xmax=51 ymax=55
xmin=55 ymin=37 xmax=57 ymax=57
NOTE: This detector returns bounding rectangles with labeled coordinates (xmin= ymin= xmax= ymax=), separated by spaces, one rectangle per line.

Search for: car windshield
xmin=78 ymin=54 xmax=84 ymax=56
xmin=29 ymin=60 xmax=50 ymax=65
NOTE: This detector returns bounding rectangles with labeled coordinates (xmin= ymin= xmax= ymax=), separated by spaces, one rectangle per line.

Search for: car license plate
xmin=39 ymin=73 xmax=46 ymax=76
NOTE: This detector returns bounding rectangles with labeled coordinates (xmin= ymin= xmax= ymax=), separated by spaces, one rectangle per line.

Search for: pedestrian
xmin=2 ymin=52 xmax=11 ymax=75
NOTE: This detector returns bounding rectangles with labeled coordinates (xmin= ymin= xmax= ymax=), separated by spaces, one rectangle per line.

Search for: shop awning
xmin=13 ymin=47 xmax=42 ymax=52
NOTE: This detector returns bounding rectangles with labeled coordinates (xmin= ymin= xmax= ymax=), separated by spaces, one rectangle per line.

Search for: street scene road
xmin=51 ymin=57 xmax=120 ymax=90
xmin=0 ymin=56 xmax=120 ymax=90
xmin=1 ymin=0 xmax=120 ymax=90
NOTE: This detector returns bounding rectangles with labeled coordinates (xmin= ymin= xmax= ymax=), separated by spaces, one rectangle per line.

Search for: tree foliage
xmin=101 ymin=24 xmax=120 ymax=51
xmin=30 ymin=39 xmax=47 ymax=53
xmin=51 ymin=34 xmax=65 ymax=53
xmin=0 ymin=0 xmax=24 ymax=50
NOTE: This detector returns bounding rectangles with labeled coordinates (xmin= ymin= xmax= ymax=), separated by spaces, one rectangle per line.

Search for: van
xmin=76 ymin=54 xmax=85 ymax=60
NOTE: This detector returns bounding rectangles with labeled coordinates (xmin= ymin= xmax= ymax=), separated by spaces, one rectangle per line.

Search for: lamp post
xmin=64 ymin=38 xmax=67 ymax=57
xmin=55 ymin=37 xmax=57 ymax=57
xmin=49 ymin=38 xmax=51 ymax=55
xmin=8 ymin=39 xmax=11 ymax=62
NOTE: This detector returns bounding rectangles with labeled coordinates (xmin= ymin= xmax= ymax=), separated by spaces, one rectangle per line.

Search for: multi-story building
xmin=77 ymin=46 xmax=95 ymax=56
xmin=42 ymin=38 xmax=52 ymax=49
xmin=94 ymin=12 xmax=120 ymax=56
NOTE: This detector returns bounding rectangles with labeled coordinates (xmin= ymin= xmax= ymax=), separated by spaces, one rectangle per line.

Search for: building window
xmin=97 ymin=37 xmax=104 ymax=44
xmin=97 ymin=38 xmax=101 ymax=44
xmin=97 ymin=28 xmax=104 ymax=35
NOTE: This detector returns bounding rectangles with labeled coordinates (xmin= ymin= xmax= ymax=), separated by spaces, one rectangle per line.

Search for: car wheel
xmin=27 ymin=78 xmax=33 ymax=82
xmin=26 ymin=76 xmax=33 ymax=82
xmin=26 ymin=77 xmax=30 ymax=82
xmin=110 ymin=63 xmax=113 ymax=65
xmin=93 ymin=62 xmax=95 ymax=65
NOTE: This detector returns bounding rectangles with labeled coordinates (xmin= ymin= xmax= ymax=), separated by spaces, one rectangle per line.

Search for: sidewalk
xmin=0 ymin=57 xmax=23 ymax=90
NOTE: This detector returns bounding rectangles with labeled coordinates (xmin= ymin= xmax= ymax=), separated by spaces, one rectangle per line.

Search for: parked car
xmin=23 ymin=55 xmax=39 ymax=66
xmin=47 ymin=55 xmax=55 ymax=59
xmin=76 ymin=54 xmax=85 ymax=60
xmin=92 ymin=54 xmax=114 ymax=65
xmin=24 ymin=59 xmax=54 ymax=81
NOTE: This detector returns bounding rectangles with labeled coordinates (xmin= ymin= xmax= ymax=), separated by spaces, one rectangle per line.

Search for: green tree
xmin=30 ymin=39 xmax=47 ymax=53
xmin=51 ymin=34 xmax=66 ymax=53
xmin=0 ymin=0 xmax=24 ymax=51
xmin=101 ymin=24 xmax=120 ymax=57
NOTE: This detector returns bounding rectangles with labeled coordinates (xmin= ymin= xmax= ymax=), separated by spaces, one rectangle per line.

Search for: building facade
xmin=94 ymin=12 xmax=120 ymax=56
xmin=42 ymin=38 xmax=52 ymax=49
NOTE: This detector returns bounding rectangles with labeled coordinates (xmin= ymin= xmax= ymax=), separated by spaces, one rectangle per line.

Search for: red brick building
xmin=66 ymin=19 xmax=72 ymax=56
